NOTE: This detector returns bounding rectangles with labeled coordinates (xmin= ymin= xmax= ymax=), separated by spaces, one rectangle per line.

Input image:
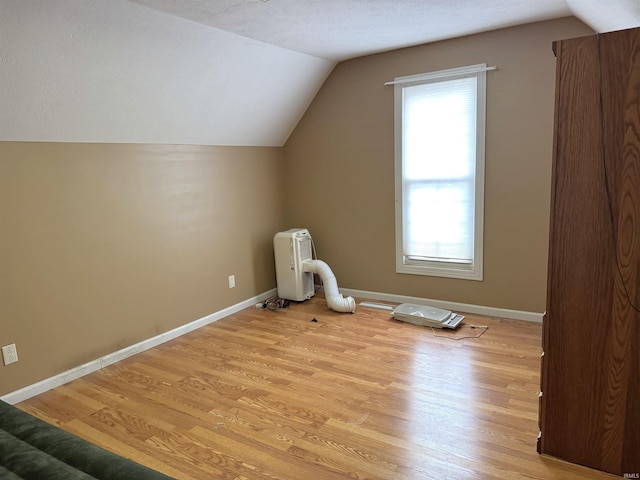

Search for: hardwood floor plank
xmin=16 ymin=295 xmax=618 ymax=479
xmin=63 ymin=419 xmax=196 ymax=480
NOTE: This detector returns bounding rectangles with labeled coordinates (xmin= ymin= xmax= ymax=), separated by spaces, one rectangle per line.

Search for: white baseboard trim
xmin=1 ymin=289 xmax=276 ymax=405
xmin=339 ymin=288 xmax=544 ymax=323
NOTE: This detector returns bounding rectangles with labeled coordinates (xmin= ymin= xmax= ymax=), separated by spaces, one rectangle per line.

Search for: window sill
xmin=396 ymin=262 xmax=483 ymax=281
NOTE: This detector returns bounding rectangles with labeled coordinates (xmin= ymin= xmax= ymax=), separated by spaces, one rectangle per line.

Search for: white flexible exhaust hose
xmin=302 ymin=260 xmax=356 ymax=313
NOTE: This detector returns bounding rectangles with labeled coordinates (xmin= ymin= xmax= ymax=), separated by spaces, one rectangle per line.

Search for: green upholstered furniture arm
xmin=0 ymin=400 xmax=174 ymax=479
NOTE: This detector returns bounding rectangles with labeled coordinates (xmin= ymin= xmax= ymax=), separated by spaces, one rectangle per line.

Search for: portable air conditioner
xmin=273 ymin=228 xmax=315 ymax=301
xmin=273 ymin=228 xmax=356 ymax=313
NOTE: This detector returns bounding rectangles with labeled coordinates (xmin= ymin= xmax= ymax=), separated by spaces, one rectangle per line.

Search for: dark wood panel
xmin=600 ymin=28 xmax=640 ymax=475
xmin=541 ymin=27 xmax=640 ymax=476
xmin=617 ymin=31 xmax=640 ymax=476
xmin=542 ymin=34 xmax=613 ymax=466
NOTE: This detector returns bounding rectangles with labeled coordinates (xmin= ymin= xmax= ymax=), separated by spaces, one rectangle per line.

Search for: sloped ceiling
xmin=2 ymin=0 xmax=638 ymax=147
xmin=0 ymin=0 xmax=334 ymax=146
xmin=129 ymin=0 xmax=640 ymax=61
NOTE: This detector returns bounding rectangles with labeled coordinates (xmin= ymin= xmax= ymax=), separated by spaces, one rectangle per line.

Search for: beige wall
xmin=283 ymin=17 xmax=594 ymax=314
xmin=0 ymin=142 xmax=285 ymax=395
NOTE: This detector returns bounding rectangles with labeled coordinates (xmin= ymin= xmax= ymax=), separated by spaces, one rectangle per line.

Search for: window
xmin=393 ymin=64 xmax=487 ymax=280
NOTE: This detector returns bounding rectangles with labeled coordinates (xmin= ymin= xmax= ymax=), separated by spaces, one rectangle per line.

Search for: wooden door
xmin=540 ymin=27 xmax=640 ymax=476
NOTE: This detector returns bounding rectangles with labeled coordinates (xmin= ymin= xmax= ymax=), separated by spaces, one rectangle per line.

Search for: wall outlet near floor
xmin=228 ymin=274 xmax=236 ymax=288
xmin=2 ymin=344 xmax=18 ymax=365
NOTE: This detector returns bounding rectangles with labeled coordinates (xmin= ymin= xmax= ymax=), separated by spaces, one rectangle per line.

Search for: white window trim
xmin=394 ymin=64 xmax=487 ymax=281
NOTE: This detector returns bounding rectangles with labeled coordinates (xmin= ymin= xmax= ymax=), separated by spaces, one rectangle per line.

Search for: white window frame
xmin=393 ymin=64 xmax=487 ymax=281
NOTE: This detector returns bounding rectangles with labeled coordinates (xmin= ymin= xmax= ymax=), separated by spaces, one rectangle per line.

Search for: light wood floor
xmin=17 ymin=296 xmax=618 ymax=479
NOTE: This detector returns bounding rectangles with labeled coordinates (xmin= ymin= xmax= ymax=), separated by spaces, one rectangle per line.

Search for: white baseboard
xmin=1 ymin=289 xmax=276 ymax=405
xmin=338 ymin=288 xmax=544 ymax=323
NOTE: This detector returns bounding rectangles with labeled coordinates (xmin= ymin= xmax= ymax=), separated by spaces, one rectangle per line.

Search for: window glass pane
xmin=403 ymin=77 xmax=476 ymax=181
xmin=403 ymin=180 xmax=473 ymax=261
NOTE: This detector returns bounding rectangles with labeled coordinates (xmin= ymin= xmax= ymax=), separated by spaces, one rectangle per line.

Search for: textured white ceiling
xmin=4 ymin=0 xmax=639 ymax=147
xmin=0 ymin=0 xmax=334 ymax=146
xmin=128 ymin=0 xmax=640 ymax=61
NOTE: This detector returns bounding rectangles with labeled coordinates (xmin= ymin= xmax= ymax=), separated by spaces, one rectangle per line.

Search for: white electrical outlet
xmin=228 ymin=275 xmax=235 ymax=288
xmin=2 ymin=344 xmax=18 ymax=365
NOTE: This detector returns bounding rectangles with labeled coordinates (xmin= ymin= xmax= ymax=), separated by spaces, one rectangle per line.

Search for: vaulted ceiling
xmin=128 ymin=0 xmax=640 ymax=61
xmin=2 ymin=0 xmax=639 ymax=147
